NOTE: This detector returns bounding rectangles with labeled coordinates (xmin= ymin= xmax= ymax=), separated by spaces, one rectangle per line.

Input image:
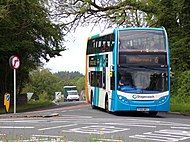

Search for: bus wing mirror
xmin=110 ymin=65 xmax=114 ymax=71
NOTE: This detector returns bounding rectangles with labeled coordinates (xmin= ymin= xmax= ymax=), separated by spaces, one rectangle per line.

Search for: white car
xmin=66 ymin=90 xmax=79 ymax=101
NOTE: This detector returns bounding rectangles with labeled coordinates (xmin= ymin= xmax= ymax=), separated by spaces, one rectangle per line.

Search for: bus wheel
xmin=149 ymin=111 xmax=158 ymax=117
xmin=91 ymin=92 xmax=95 ymax=109
xmin=105 ymin=96 xmax=109 ymax=112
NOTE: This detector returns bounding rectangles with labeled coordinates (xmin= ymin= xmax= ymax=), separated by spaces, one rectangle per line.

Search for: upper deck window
xmin=86 ymin=33 xmax=115 ymax=55
xmin=119 ymin=30 xmax=166 ymax=52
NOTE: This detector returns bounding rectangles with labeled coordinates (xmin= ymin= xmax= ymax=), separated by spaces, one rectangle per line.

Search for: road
xmin=0 ymin=102 xmax=190 ymax=142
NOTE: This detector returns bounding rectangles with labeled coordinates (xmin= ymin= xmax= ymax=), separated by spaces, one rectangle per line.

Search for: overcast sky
xmin=44 ymin=26 xmax=102 ymax=74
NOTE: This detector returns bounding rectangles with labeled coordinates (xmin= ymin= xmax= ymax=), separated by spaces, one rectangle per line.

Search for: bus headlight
xmin=118 ymin=95 xmax=129 ymax=104
xmin=158 ymin=96 xmax=168 ymax=105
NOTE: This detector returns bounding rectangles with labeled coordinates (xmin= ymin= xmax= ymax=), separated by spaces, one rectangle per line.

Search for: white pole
xmin=14 ymin=69 xmax=16 ymax=114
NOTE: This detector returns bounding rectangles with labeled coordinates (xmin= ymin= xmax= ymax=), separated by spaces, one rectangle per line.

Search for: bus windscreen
xmin=117 ymin=67 xmax=168 ymax=94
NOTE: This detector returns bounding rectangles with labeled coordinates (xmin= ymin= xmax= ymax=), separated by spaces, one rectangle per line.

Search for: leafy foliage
xmin=172 ymin=71 xmax=190 ymax=99
xmin=55 ymin=71 xmax=83 ymax=81
xmin=54 ymin=71 xmax=85 ymax=92
xmin=22 ymin=69 xmax=64 ymax=100
xmin=22 ymin=69 xmax=85 ymax=100
xmin=0 ymin=0 xmax=65 ymax=105
xmin=50 ymin=0 xmax=190 ymax=97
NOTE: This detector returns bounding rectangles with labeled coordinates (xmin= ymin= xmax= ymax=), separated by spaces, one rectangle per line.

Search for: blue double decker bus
xmin=85 ymin=27 xmax=170 ymax=116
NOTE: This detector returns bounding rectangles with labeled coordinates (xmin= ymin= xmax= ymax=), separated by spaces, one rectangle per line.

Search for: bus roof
xmin=88 ymin=27 xmax=165 ymax=40
xmin=88 ymin=29 xmax=114 ymax=40
xmin=118 ymin=27 xmax=165 ymax=31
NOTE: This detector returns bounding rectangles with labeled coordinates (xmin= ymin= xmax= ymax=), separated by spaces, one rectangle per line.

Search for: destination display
xmin=119 ymin=52 xmax=167 ymax=66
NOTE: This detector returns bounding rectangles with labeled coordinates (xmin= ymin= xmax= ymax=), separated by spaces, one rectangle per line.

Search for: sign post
xmin=9 ymin=55 xmax=20 ymax=114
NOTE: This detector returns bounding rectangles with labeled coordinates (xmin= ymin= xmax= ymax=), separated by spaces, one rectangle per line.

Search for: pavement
xmin=0 ymin=101 xmax=87 ymax=118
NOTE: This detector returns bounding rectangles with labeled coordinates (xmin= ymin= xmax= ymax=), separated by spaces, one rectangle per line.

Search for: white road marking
xmin=30 ymin=135 xmax=67 ymax=142
xmin=144 ymin=132 xmax=186 ymax=138
xmin=63 ymin=125 xmax=129 ymax=134
xmin=32 ymin=134 xmax=63 ymax=138
xmin=130 ymin=129 xmax=190 ymax=142
xmin=157 ymin=129 xmax=190 ymax=136
xmin=0 ymin=126 xmax=34 ymax=129
xmin=171 ymin=126 xmax=190 ymax=130
xmin=105 ymin=123 xmax=156 ymax=128
xmin=38 ymin=124 xmax=77 ymax=131
xmin=93 ymin=138 xmax=123 ymax=142
xmin=130 ymin=135 xmax=170 ymax=142
xmin=0 ymin=120 xmax=45 ymax=123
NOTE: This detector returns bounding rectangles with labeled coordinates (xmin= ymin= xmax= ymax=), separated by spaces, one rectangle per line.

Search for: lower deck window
xmin=90 ymin=71 xmax=102 ymax=88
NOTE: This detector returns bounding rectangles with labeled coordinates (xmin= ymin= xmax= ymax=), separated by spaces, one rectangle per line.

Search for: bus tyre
xmin=149 ymin=111 xmax=158 ymax=117
xmin=91 ymin=92 xmax=95 ymax=109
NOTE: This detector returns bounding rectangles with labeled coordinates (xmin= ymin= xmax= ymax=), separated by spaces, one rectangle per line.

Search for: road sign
xmin=4 ymin=93 xmax=10 ymax=113
xmin=9 ymin=55 xmax=20 ymax=69
xmin=9 ymin=55 xmax=21 ymax=114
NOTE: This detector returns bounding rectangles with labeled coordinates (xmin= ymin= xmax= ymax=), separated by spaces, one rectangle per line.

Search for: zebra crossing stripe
xmin=156 ymin=129 xmax=190 ymax=136
xmin=171 ymin=126 xmax=190 ymax=130
xmin=130 ymin=129 xmax=190 ymax=142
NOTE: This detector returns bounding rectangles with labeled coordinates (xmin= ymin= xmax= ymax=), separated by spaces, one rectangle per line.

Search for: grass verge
xmin=0 ymin=100 xmax=53 ymax=114
xmin=170 ymin=95 xmax=190 ymax=115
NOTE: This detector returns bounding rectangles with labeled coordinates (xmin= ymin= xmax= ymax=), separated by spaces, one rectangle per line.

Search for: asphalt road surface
xmin=0 ymin=102 xmax=190 ymax=142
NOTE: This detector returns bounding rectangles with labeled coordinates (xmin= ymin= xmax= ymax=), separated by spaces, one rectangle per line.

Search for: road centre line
xmin=0 ymin=126 xmax=34 ymax=129
xmin=38 ymin=124 xmax=77 ymax=131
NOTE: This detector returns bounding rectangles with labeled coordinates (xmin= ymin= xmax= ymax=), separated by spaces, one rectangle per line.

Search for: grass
xmin=170 ymin=95 xmax=190 ymax=115
xmin=0 ymin=100 xmax=53 ymax=114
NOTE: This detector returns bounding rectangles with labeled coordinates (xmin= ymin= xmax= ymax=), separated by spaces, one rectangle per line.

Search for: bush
xmin=39 ymin=92 xmax=50 ymax=102
xmin=173 ymin=71 xmax=190 ymax=102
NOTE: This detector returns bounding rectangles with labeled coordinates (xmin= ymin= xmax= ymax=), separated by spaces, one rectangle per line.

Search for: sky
xmin=43 ymin=26 xmax=101 ymax=75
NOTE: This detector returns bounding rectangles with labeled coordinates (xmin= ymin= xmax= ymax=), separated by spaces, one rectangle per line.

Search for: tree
xmin=50 ymin=0 xmax=190 ymax=97
xmin=76 ymin=77 xmax=85 ymax=93
xmin=0 ymin=0 xmax=65 ymax=105
xmin=54 ymin=71 xmax=85 ymax=92
xmin=22 ymin=69 xmax=65 ymax=100
xmin=49 ymin=0 xmax=155 ymax=30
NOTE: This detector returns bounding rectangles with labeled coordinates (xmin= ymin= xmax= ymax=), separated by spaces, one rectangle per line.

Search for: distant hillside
xmin=54 ymin=71 xmax=84 ymax=80
xmin=54 ymin=71 xmax=85 ymax=92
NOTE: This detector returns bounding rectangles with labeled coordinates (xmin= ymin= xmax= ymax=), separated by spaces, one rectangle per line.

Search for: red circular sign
xmin=9 ymin=56 xmax=20 ymax=69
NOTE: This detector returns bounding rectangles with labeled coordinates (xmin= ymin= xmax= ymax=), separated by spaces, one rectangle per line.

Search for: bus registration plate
xmin=137 ymin=108 xmax=149 ymax=111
